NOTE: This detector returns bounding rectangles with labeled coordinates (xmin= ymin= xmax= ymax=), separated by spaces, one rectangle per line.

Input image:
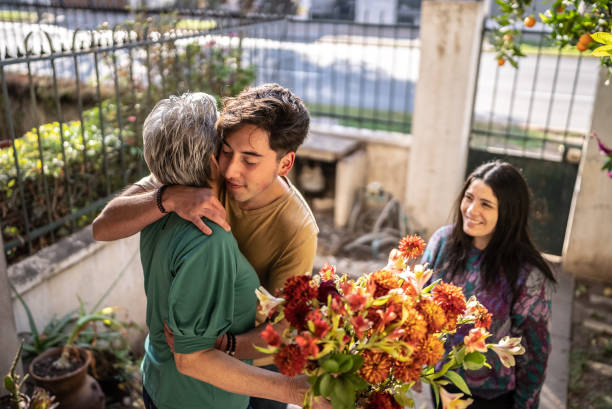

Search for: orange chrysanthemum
xmin=393 ymin=357 xmax=423 ymax=383
xmin=369 ymin=269 xmax=402 ymax=298
xmin=274 ymin=344 xmax=306 ymax=377
xmin=359 ymin=351 xmax=393 ymax=384
xmin=432 ymin=282 xmax=467 ymax=317
xmin=415 ymin=335 xmax=445 ymax=366
xmin=398 ymin=234 xmax=426 ymax=260
xmin=401 ymin=307 xmax=428 ymax=344
xmin=417 ymin=297 xmax=447 ymax=333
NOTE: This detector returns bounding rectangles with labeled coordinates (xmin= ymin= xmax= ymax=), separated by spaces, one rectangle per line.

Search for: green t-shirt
xmin=139 ymin=214 xmax=260 ymax=409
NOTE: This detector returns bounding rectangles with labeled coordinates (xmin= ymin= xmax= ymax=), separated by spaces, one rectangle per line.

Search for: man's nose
xmin=223 ymin=156 xmax=240 ymax=179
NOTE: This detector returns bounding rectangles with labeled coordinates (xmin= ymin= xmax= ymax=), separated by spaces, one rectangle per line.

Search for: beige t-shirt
xmin=135 ymin=175 xmax=319 ymax=293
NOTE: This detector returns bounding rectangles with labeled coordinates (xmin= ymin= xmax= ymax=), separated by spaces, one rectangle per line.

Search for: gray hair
xmin=143 ymin=92 xmax=219 ymax=187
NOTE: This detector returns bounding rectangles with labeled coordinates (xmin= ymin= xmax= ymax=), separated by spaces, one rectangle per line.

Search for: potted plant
xmin=2 ymin=344 xmax=30 ymax=409
xmin=28 ymin=306 xmax=122 ymax=409
xmin=2 ymin=344 xmax=59 ymax=409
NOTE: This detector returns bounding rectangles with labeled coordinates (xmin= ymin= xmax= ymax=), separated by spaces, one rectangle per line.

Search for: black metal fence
xmin=238 ymin=18 xmax=420 ymax=133
xmin=467 ymin=23 xmax=598 ymax=255
xmin=0 ymin=14 xmax=264 ymax=263
xmin=470 ymin=24 xmax=598 ymax=161
xmin=1 ymin=11 xmax=420 ymax=263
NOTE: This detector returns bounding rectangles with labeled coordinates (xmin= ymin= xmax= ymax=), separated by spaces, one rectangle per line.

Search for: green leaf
xmin=322 ymin=358 xmax=340 ymax=373
xmin=394 ymin=391 xmax=415 ymax=407
xmin=444 ymin=370 xmax=472 ymax=395
xmin=463 ymin=352 xmax=487 ymax=370
xmin=454 ymin=346 xmax=466 ymax=364
xmin=319 ymin=373 xmax=334 ymax=398
xmin=592 ymin=32 xmax=612 ymax=45
xmin=592 ymin=45 xmax=612 ymax=57
xmin=4 ymin=375 xmax=14 ymax=392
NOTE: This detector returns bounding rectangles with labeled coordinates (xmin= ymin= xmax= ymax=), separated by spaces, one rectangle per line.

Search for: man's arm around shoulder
xmin=92 ymin=183 xmax=230 ymax=241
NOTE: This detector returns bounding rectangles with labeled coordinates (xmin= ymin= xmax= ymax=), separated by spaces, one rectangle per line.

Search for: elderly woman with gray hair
xmin=138 ymin=92 xmax=330 ymax=409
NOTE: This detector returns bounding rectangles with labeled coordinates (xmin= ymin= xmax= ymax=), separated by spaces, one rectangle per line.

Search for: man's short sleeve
xmin=268 ymin=232 xmax=317 ymax=293
xmin=166 ymin=234 xmax=237 ymax=354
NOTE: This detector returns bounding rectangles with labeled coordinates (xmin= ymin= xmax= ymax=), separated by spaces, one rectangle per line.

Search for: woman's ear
xmin=278 ymin=152 xmax=295 ymax=177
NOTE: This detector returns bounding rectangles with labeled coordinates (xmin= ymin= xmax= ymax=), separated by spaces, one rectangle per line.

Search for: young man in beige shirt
xmin=93 ymin=83 xmax=319 ymax=409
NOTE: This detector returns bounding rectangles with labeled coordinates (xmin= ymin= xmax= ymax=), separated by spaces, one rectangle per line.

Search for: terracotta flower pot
xmin=29 ymin=347 xmax=104 ymax=409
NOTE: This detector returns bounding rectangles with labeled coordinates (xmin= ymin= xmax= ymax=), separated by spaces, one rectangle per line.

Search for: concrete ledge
xmin=8 ymin=226 xmax=104 ymax=295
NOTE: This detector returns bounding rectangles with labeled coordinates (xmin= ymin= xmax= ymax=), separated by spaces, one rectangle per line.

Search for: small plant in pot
xmin=29 ymin=306 xmax=122 ymax=409
xmin=2 ymin=344 xmax=59 ymax=409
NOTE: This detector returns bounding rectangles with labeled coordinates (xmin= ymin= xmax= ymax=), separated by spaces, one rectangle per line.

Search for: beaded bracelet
xmin=155 ymin=185 xmax=169 ymax=214
xmin=225 ymin=333 xmax=236 ymax=357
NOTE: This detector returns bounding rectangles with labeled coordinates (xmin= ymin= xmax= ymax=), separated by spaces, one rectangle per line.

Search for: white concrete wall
xmin=8 ymin=227 xmax=147 ymax=354
xmin=562 ymin=69 xmax=612 ymax=282
xmin=309 ymin=122 xmax=411 ymax=207
xmin=404 ymin=0 xmax=485 ymax=238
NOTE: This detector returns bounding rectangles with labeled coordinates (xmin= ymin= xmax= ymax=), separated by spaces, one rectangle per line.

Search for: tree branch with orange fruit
xmin=492 ymin=0 xmax=611 ymax=78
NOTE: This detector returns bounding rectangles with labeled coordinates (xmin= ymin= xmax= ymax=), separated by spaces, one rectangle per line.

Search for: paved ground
xmin=288 ymin=256 xmax=574 ymax=409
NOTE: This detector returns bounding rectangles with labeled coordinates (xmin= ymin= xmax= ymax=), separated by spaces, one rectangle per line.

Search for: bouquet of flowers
xmin=255 ymin=235 xmax=525 ymax=409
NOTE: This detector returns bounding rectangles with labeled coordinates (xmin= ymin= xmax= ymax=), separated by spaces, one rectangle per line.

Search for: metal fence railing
xmin=469 ymin=23 xmax=599 ymax=161
xmin=239 ymin=18 xmax=420 ymax=133
xmin=1 ymin=12 xmax=421 ymax=263
xmin=0 ymin=14 xmax=267 ymax=263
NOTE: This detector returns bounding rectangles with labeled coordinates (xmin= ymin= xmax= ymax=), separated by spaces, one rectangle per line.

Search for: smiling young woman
xmin=422 ymin=161 xmax=557 ymax=409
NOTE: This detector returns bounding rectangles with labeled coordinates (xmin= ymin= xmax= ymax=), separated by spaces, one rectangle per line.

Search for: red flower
xmin=398 ymin=234 xmax=426 ymax=260
xmin=296 ymin=331 xmax=319 ymax=357
xmin=283 ymin=275 xmax=317 ymax=302
xmin=317 ymin=280 xmax=340 ymax=304
xmin=346 ymin=291 xmax=368 ymax=311
xmin=274 ymin=345 xmax=306 ymax=377
xmin=350 ymin=315 xmax=372 ymax=339
xmin=261 ymin=324 xmax=281 ymax=347
xmin=307 ymin=310 xmax=331 ymax=338
xmin=284 ymin=300 xmax=311 ymax=330
xmin=366 ymin=391 xmax=402 ymax=409
xmin=432 ymin=282 xmax=467 ymax=317
xmin=319 ymin=262 xmax=336 ymax=280
xmin=330 ymin=297 xmax=347 ymax=315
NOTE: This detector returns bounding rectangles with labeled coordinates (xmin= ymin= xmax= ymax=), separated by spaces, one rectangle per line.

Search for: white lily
xmin=489 ymin=336 xmax=525 ymax=368
xmin=255 ymin=286 xmax=285 ymax=317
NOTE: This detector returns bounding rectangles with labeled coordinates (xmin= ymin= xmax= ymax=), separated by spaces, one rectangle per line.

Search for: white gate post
xmin=562 ymin=69 xmax=612 ymax=282
xmin=405 ymin=0 xmax=485 ymax=237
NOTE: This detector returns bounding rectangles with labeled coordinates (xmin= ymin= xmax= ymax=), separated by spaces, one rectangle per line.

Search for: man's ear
xmin=278 ymin=152 xmax=295 ymax=177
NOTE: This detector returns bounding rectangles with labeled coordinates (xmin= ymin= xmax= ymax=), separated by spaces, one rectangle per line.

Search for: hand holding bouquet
xmin=255 ymin=235 xmax=525 ymax=409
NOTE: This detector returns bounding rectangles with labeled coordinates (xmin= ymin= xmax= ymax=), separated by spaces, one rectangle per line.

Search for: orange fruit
xmin=576 ymin=42 xmax=588 ymax=52
xmin=503 ymin=33 xmax=514 ymax=42
xmin=578 ymin=33 xmax=593 ymax=46
xmin=556 ymin=6 xmax=565 ymax=13
xmin=497 ymin=57 xmax=506 ymax=66
xmin=524 ymin=16 xmax=536 ymax=27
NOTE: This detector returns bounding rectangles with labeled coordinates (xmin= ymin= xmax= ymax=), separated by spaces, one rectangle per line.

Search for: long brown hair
xmin=442 ymin=161 xmax=556 ymax=294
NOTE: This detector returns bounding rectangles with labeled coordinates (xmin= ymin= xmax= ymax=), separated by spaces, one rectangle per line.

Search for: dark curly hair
xmin=216 ymin=83 xmax=310 ymax=156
